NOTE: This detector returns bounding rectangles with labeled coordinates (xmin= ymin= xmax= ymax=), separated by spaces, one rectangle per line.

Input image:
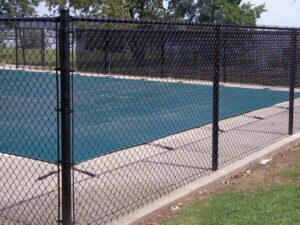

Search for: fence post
xmin=104 ymin=40 xmax=111 ymax=74
xmin=288 ymin=29 xmax=297 ymax=135
xmin=41 ymin=28 xmax=45 ymax=67
xmin=59 ymin=7 xmax=73 ymax=225
xmin=15 ymin=27 xmax=19 ymax=68
xmin=222 ymin=33 xmax=227 ymax=83
xmin=19 ymin=28 xmax=26 ymax=65
xmin=212 ymin=25 xmax=221 ymax=171
xmin=104 ymin=37 xmax=111 ymax=74
xmin=160 ymin=33 xmax=165 ymax=77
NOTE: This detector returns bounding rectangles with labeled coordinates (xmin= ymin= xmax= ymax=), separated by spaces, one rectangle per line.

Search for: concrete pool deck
xmin=0 ymin=97 xmax=299 ymax=224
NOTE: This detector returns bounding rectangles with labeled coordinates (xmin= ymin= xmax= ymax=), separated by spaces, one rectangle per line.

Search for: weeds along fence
xmin=0 ymin=8 xmax=299 ymax=225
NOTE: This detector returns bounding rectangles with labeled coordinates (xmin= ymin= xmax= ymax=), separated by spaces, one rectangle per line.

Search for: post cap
xmin=59 ymin=5 xmax=69 ymax=12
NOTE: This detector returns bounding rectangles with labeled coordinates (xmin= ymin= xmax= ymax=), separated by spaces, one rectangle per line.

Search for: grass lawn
xmin=0 ymin=46 xmax=76 ymax=68
xmin=158 ymin=147 xmax=300 ymax=225
xmin=162 ymin=185 xmax=300 ymax=225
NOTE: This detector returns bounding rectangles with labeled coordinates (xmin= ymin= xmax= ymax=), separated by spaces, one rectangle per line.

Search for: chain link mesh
xmin=0 ymin=18 xmax=59 ymax=224
xmin=0 ymin=15 xmax=299 ymax=225
xmin=218 ymin=27 xmax=298 ymax=167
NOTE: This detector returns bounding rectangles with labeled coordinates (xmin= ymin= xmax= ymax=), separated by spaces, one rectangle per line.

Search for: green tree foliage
xmin=126 ymin=0 xmax=165 ymax=19
xmin=199 ymin=0 xmax=266 ymax=25
xmin=44 ymin=0 xmax=165 ymax=19
xmin=167 ymin=0 xmax=266 ymax=25
xmin=45 ymin=0 xmax=127 ymax=17
xmin=166 ymin=0 xmax=198 ymax=22
xmin=43 ymin=0 xmax=265 ymax=24
xmin=0 ymin=0 xmax=39 ymax=16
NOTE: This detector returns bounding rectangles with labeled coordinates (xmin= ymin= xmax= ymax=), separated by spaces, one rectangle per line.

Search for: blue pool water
xmin=0 ymin=70 xmax=295 ymax=163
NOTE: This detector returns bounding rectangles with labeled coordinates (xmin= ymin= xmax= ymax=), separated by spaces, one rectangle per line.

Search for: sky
xmin=37 ymin=0 xmax=300 ymax=27
xmin=247 ymin=0 xmax=300 ymax=27
xmin=37 ymin=2 xmax=50 ymax=16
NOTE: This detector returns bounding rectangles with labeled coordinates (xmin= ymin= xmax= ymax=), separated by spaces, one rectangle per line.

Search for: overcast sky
xmin=37 ymin=0 xmax=300 ymax=27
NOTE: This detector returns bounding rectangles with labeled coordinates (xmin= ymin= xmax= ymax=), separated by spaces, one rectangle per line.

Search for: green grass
xmin=0 ymin=46 xmax=56 ymax=66
xmin=277 ymin=160 xmax=300 ymax=181
xmin=162 ymin=149 xmax=300 ymax=225
xmin=162 ymin=150 xmax=300 ymax=225
xmin=0 ymin=46 xmax=76 ymax=68
xmin=279 ymin=170 xmax=300 ymax=180
xmin=291 ymin=147 xmax=300 ymax=153
xmin=162 ymin=185 xmax=300 ymax=225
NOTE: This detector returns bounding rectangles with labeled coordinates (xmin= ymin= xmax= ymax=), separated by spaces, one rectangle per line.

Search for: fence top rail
xmin=72 ymin=16 xmax=300 ymax=31
xmin=74 ymin=27 xmax=295 ymax=37
xmin=0 ymin=15 xmax=299 ymax=32
xmin=0 ymin=17 xmax=57 ymax=22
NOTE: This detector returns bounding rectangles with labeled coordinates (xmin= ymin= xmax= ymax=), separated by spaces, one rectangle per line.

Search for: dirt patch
xmin=133 ymin=145 xmax=300 ymax=225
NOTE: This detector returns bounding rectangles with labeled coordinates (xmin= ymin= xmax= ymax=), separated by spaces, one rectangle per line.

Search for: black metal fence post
xmin=19 ymin=28 xmax=26 ymax=65
xmin=104 ymin=39 xmax=111 ymax=74
xmin=212 ymin=25 xmax=221 ymax=171
xmin=222 ymin=34 xmax=227 ymax=83
xmin=160 ymin=34 xmax=165 ymax=77
xmin=15 ymin=26 xmax=19 ymax=68
xmin=288 ymin=29 xmax=297 ymax=135
xmin=41 ymin=28 xmax=45 ymax=67
xmin=59 ymin=7 xmax=73 ymax=225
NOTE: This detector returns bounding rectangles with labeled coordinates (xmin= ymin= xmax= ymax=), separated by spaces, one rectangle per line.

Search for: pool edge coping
xmin=107 ymin=132 xmax=300 ymax=225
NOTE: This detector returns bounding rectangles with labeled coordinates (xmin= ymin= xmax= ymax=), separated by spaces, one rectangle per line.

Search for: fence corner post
xmin=59 ymin=6 xmax=73 ymax=225
xmin=288 ymin=29 xmax=297 ymax=135
xmin=212 ymin=25 xmax=221 ymax=171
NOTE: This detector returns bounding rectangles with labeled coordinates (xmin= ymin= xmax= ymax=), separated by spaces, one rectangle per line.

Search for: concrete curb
xmin=108 ymin=133 xmax=300 ymax=225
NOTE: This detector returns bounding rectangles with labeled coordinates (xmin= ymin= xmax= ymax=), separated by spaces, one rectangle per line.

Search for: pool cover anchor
xmin=36 ymin=166 xmax=96 ymax=181
xmin=148 ymin=143 xmax=175 ymax=151
xmin=242 ymin=115 xmax=264 ymax=120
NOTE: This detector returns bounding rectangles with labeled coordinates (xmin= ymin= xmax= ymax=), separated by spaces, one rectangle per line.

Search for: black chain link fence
xmin=0 ymin=8 xmax=299 ymax=225
xmin=0 ymin=17 xmax=59 ymax=224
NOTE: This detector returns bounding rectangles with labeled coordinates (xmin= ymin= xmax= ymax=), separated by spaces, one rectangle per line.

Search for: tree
xmin=199 ymin=0 xmax=266 ymax=25
xmin=167 ymin=0 xmax=266 ymax=25
xmin=126 ymin=0 xmax=165 ymax=19
xmin=44 ymin=0 xmax=265 ymax=25
xmin=0 ymin=0 xmax=40 ymax=50
xmin=0 ymin=0 xmax=39 ymax=16
xmin=44 ymin=0 xmax=165 ymax=19
xmin=166 ymin=0 xmax=197 ymax=22
xmin=44 ymin=0 xmax=126 ymax=16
